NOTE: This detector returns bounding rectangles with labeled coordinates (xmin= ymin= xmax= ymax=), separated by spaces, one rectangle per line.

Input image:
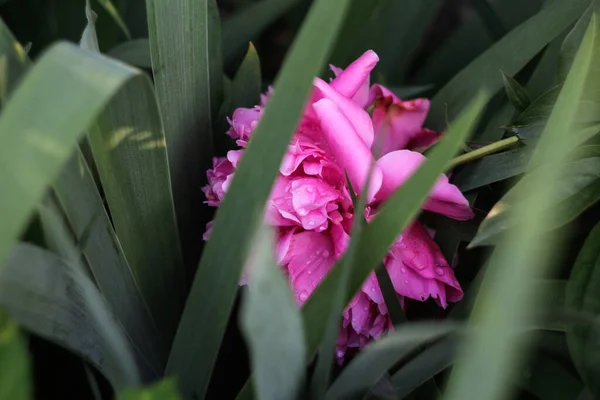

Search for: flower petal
xmin=375 ymin=150 xmax=474 ymax=220
xmin=313 ymin=98 xmax=382 ymax=202
xmin=330 ymin=50 xmax=379 ymax=104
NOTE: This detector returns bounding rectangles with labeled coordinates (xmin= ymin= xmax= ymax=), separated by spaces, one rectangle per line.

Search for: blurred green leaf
xmin=567 ymin=219 xmax=600 ymax=396
xmin=107 ymin=39 xmax=152 ymax=68
xmin=116 ymin=378 xmax=181 ymax=400
xmin=168 ymin=0 xmax=353 ymax=398
xmin=428 ymin=0 xmax=589 ymax=131
xmin=375 ymin=265 xmax=406 ymax=326
xmin=87 ymin=64 xmax=186 ymax=344
xmin=0 ymin=310 xmax=31 ymax=400
xmin=147 ymin=0 xmax=223 ymax=271
xmin=391 ymin=334 xmax=460 ymax=399
xmin=240 ymin=227 xmax=305 ymax=400
xmin=389 ymin=85 xmax=435 ymax=100
xmin=559 ymin=5 xmax=593 ymax=82
xmin=94 ymin=0 xmax=131 ymax=39
xmin=517 ymin=354 xmax=583 ymax=400
xmin=501 ymin=71 xmax=531 ymax=112
xmin=80 ymin=0 xmax=100 ymax=52
xmin=0 ymin=243 xmax=139 ymax=389
xmin=472 ymin=0 xmax=509 ymax=40
xmin=471 ymin=157 xmax=600 ymax=247
xmin=443 ymin=9 xmax=596 ymax=400
xmin=0 ymin=19 xmax=30 ymax=107
xmin=222 ymin=0 xmax=303 ymax=66
xmin=0 ymin=42 xmax=146 ymax=268
xmin=325 ymin=322 xmax=460 ymax=399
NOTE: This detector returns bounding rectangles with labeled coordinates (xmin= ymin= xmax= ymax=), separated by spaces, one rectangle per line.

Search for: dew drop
xmin=336 ymin=350 xmax=345 ymax=358
xmin=416 ymin=264 xmax=425 ymax=270
xmin=352 ymin=318 xmax=356 ymax=323
xmin=404 ymin=280 xmax=408 ymax=284
xmin=363 ymin=306 xmax=369 ymax=311
xmin=306 ymin=187 xmax=314 ymax=193
xmin=400 ymin=267 xmax=406 ymax=274
xmin=297 ymin=208 xmax=308 ymax=216
xmin=435 ymin=267 xmax=444 ymax=276
xmin=371 ymin=287 xmax=375 ymax=292
xmin=307 ymin=269 xmax=312 ymax=275
xmin=322 ymin=250 xmax=330 ymax=258
xmin=308 ymin=221 xmax=316 ymax=227
xmin=299 ymin=291 xmax=309 ymax=302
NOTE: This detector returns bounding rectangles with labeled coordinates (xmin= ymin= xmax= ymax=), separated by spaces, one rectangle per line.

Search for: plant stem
xmin=450 ymin=136 xmax=520 ymax=168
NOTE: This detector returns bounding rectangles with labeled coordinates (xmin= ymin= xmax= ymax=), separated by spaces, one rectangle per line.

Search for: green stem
xmin=450 ymin=136 xmax=520 ymax=168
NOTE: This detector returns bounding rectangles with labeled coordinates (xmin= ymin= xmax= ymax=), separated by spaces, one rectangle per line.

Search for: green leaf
xmin=231 ymin=43 xmax=262 ymax=110
xmin=240 ymin=226 xmax=306 ymax=400
xmin=0 ymin=42 xmax=147 ymax=269
xmin=453 ymin=147 xmax=533 ymax=192
xmin=167 ymin=0 xmax=353 ymax=398
xmin=416 ymin=0 xmax=545 ymax=88
xmin=107 ymin=39 xmax=152 ymax=68
xmin=147 ymin=0 xmax=223 ymax=270
xmin=443 ymin=9 xmax=597 ymax=400
xmin=325 ymin=323 xmax=460 ymax=400
xmin=567 ymin=219 xmax=600 ymax=396
xmin=87 ymin=65 xmax=186 ymax=343
xmin=428 ymin=0 xmax=589 ymax=131
xmin=93 ymin=0 xmax=132 ymax=39
xmin=117 ymin=378 xmax=181 ymax=400
xmin=0 ymin=243 xmax=140 ymax=389
xmin=559 ymin=5 xmax=594 ymax=82
xmin=375 ymin=265 xmax=406 ymax=326
xmin=0 ymin=19 xmax=30 ymax=107
xmin=53 ymin=149 xmax=168 ymax=374
xmin=516 ymin=354 xmax=583 ymax=400
xmin=0 ymin=310 xmax=31 ymax=400
xmin=391 ymin=334 xmax=461 ymax=399
xmin=80 ymin=0 xmax=100 ymax=52
xmin=471 ymin=157 xmax=600 ymax=247
xmin=501 ymin=71 xmax=532 ymax=112
xmin=472 ymin=0 xmax=509 ymax=40
xmin=222 ymin=0 xmax=303 ymax=66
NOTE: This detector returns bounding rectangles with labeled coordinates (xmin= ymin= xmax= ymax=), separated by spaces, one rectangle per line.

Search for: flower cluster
xmin=202 ymin=50 xmax=473 ymax=362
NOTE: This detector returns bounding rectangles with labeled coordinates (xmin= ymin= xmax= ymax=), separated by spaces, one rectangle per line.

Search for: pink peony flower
xmin=203 ymin=50 xmax=474 ymax=363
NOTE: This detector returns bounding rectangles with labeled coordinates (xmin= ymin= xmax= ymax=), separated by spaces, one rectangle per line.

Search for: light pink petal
xmin=330 ymin=50 xmax=379 ymax=103
xmin=284 ymin=231 xmax=337 ymax=306
xmin=374 ymin=150 xmax=474 ymax=220
xmin=276 ymin=227 xmax=298 ymax=264
xmin=361 ymin=272 xmax=384 ymax=305
xmin=313 ymin=98 xmax=382 ymax=202
xmin=313 ymin=78 xmax=375 ymax=148
xmin=349 ymin=292 xmax=373 ymax=335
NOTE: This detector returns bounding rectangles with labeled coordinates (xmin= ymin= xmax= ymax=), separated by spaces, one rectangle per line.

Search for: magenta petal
xmin=375 ymin=150 xmax=474 ymax=220
xmin=312 ymin=98 xmax=382 ymax=202
xmin=283 ymin=231 xmax=336 ymax=306
xmin=330 ymin=50 xmax=379 ymax=102
xmin=387 ymin=222 xmax=463 ymax=307
xmin=313 ymin=78 xmax=375 ymax=148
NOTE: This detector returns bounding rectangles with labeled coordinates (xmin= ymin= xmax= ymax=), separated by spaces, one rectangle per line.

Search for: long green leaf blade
xmin=0 ymin=42 xmax=145 ymax=267
xmin=443 ymin=10 xmax=597 ymax=400
xmin=166 ymin=0 xmax=353 ymax=397
xmin=0 ymin=243 xmax=140 ymax=390
xmin=147 ymin=0 xmax=223 ymax=270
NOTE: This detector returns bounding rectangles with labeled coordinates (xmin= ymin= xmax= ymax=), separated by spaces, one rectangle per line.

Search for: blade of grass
xmin=0 ymin=309 xmax=31 ymax=400
xmin=166 ymin=0 xmax=353 ymax=398
xmin=94 ymin=0 xmax=132 ymax=39
xmin=0 ymin=20 xmax=29 ymax=108
xmin=0 ymin=42 xmax=152 ymax=268
xmin=240 ymin=226 xmax=306 ymax=400
xmin=443 ymin=9 xmax=597 ymax=400
xmin=427 ymin=0 xmax=589 ymax=130
xmin=147 ymin=0 xmax=223 ymax=272
xmin=107 ymin=39 xmax=152 ymax=68
xmin=0 ymin=243 xmax=140 ymax=390
xmin=116 ymin=378 xmax=181 ymax=400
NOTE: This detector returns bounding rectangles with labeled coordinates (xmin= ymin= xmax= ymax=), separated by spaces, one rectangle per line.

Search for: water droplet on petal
xmin=400 ymin=267 xmax=406 ymax=274
xmin=299 ymin=291 xmax=309 ymax=302
xmin=398 ymin=235 xmax=403 ymax=242
xmin=308 ymin=221 xmax=316 ymax=227
xmin=417 ymin=264 xmax=425 ymax=270
xmin=336 ymin=350 xmax=345 ymax=358
xmin=352 ymin=317 xmax=356 ymax=323
xmin=404 ymin=280 xmax=408 ymax=284
xmin=306 ymin=187 xmax=314 ymax=193
xmin=297 ymin=208 xmax=308 ymax=216
xmin=363 ymin=306 xmax=369 ymax=311
xmin=435 ymin=267 xmax=444 ymax=276
xmin=307 ymin=269 xmax=312 ymax=275
xmin=322 ymin=250 xmax=330 ymax=258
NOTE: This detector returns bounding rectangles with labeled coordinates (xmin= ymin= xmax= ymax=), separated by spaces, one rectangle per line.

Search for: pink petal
xmin=374 ymin=150 xmax=474 ymax=220
xmin=312 ymin=98 xmax=382 ymax=203
xmin=330 ymin=50 xmax=379 ymax=105
xmin=283 ymin=231 xmax=337 ymax=306
xmin=387 ymin=222 xmax=463 ymax=307
xmin=313 ymin=78 xmax=375 ymax=148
